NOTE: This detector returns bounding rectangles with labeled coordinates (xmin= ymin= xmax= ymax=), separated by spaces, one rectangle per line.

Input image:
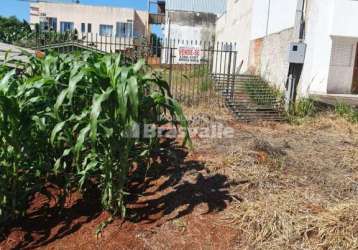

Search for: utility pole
xmin=286 ymin=0 xmax=306 ymax=113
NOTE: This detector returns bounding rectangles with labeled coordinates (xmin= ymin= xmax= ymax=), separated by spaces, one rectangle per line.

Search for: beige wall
xmin=215 ymin=0 xmax=254 ymax=73
xmin=30 ymin=3 xmax=148 ymax=37
xmin=327 ymin=37 xmax=357 ymax=94
xmin=256 ymin=28 xmax=294 ymax=91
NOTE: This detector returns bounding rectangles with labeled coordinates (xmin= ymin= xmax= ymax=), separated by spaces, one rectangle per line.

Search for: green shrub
xmin=0 ymin=16 xmax=32 ymax=44
xmin=294 ymin=98 xmax=317 ymax=118
xmin=0 ymin=51 xmax=190 ymax=225
xmin=335 ymin=103 xmax=358 ymax=123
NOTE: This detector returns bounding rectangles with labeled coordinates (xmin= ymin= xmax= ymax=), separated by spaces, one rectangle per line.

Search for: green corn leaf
xmin=51 ymin=121 xmax=66 ymax=145
xmin=121 ymin=67 xmax=129 ymax=81
xmin=32 ymin=116 xmax=46 ymax=131
xmin=67 ymin=70 xmax=84 ymax=103
xmin=54 ymin=148 xmax=72 ymax=173
xmin=54 ymin=89 xmax=68 ymax=116
xmin=133 ymin=59 xmax=145 ymax=73
xmin=79 ymin=160 xmax=98 ymax=188
xmin=75 ymin=125 xmax=90 ymax=155
xmin=126 ymin=76 xmax=139 ymax=120
xmin=90 ymin=87 xmax=113 ymax=142
xmin=116 ymin=81 xmax=128 ymax=122
xmin=99 ymin=124 xmax=114 ymax=138
xmin=0 ymin=69 xmax=15 ymax=93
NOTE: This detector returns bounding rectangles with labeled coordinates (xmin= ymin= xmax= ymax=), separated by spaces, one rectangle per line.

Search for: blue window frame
xmin=40 ymin=17 xmax=57 ymax=32
xmin=87 ymin=23 xmax=92 ymax=33
xmin=81 ymin=23 xmax=86 ymax=33
xmin=99 ymin=24 xmax=113 ymax=37
xmin=116 ymin=21 xmax=133 ymax=38
xmin=60 ymin=21 xmax=74 ymax=32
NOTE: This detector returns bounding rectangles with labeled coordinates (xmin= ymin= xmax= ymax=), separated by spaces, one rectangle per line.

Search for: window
xmin=39 ymin=21 xmax=49 ymax=31
xmin=48 ymin=17 xmax=57 ymax=31
xmin=116 ymin=21 xmax=133 ymax=38
xmin=87 ymin=23 xmax=92 ymax=33
xmin=60 ymin=21 xmax=74 ymax=32
xmin=81 ymin=23 xmax=86 ymax=33
xmin=99 ymin=24 xmax=113 ymax=36
xmin=39 ymin=17 xmax=57 ymax=32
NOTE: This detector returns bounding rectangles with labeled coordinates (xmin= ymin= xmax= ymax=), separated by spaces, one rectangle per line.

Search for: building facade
xmin=160 ymin=0 xmax=227 ymax=64
xmin=30 ymin=2 xmax=149 ymax=39
xmin=216 ymin=0 xmax=358 ymax=96
xmin=163 ymin=0 xmax=227 ymax=42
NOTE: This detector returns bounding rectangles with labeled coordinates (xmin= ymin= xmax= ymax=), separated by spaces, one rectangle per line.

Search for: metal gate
xmin=161 ymin=40 xmax=239 ymax=106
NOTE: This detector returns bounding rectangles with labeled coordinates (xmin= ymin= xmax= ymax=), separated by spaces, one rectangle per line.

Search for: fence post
xmin=226 ymin=45 xmax=233 ymax=99
xmin=231 ymin=51 xmax=237 ymax=100
xmin=168 ymin=47 xmax=174 ymax=90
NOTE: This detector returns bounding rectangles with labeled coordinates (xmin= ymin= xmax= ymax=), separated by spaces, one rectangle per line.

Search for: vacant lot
xmin=1 ymin=104 xmax=358 ymax=250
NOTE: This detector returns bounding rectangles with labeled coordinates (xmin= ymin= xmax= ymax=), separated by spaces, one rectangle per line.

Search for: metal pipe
xmin=294 ymin=0 xmax=306 ymax=41
xmin=265 ymin=0 xmax=271 ymax=36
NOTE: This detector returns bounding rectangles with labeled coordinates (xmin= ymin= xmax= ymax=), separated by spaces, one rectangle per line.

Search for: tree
xmin=0 ymin=16 xmax=32 ymax=44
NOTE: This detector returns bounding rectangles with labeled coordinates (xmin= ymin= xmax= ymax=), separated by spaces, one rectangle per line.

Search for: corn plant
xmin=0 ymin=66 xmax=53 ymax=225
xmin=0 ymin=51 xmax=190 ymax=225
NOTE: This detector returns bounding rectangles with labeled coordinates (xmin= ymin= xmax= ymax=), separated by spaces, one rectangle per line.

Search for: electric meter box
xmin=288 ymin=42 xmax=306 ymax=64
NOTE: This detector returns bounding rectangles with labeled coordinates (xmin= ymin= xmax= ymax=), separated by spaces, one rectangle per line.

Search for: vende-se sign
xmin=175 ymin=45 xmax=203 ymax=64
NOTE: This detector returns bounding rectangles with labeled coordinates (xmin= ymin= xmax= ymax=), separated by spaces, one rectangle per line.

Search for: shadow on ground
xmin=1 ymin=139 xmax=232 ymax=249
xmin=128 ymin=139 xmax=232 ymax=223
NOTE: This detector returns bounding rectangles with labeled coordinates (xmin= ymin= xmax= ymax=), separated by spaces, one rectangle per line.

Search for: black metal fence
xmin=33 ymin=32 xmax=239 ymax=107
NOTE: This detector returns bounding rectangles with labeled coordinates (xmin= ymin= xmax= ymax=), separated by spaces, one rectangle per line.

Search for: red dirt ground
xmin=0 ymin=140 xmax=236 ymax=250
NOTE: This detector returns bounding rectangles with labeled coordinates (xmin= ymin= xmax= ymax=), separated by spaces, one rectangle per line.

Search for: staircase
xmin=213 ymin=74 xmax=285 ymax=122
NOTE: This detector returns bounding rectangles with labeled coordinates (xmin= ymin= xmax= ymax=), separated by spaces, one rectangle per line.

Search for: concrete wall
xmin=248 ymin=0 xmax=358 ymax=96
xmin=298 ymin=0 xmax=335 ymax=95
xmin=134 ymin=11 xmax=150 ymax=38
xmin=248 ymin=38 xmax=263 ymax=73
xmin=215 ymin=0 xmax=358 ymax=96
xmin=256 ymin=28 xmax=294 ymax=91
xmin=30 ymin=3 xmax=149 ymax=37
xmin=164 ymin=11 xmax=217 ymax=43
xmin=327 ymin=37 xmax=357 ymax=94
xmin=215 ymin=0 xmax=253 ymax=73
xmin=251 ymin=0 xmax=297 ymax=39
xmin=162 ymin=11 xmax=217 ymax=64
xmin=331 ymin=0 xmax=358 ymax=38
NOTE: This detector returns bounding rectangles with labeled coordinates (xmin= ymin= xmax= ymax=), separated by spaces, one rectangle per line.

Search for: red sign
xmin=177 ymin=46 xmax=202 ymax=64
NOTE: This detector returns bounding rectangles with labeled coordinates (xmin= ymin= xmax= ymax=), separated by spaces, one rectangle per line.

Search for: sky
xmin=0 ymin=0 xmax=162 ymax=35
xmin=0 ymin=0 xmax=150 ymax=21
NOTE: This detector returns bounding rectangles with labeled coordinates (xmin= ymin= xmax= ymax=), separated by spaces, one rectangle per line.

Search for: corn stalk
xmin=0 ymin=51 xmax=190 ymax=225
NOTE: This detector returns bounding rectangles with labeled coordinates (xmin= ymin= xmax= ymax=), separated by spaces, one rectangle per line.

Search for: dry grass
xmin=182 ymin=102 xmax=358 ymax=249
xmin=224 ymin=193 xmax=358 ymax=249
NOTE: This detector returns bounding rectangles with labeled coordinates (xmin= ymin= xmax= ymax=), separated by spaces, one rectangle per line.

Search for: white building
xmin=160 ymin=0 xmax=227 ymax=64
xmin=163 ymin=0 xmax=227 ymax=43
xmin=216 ymin=0 xmax=358 ymax=96
xmin=30 ymin=2 xmax=149 ymax=39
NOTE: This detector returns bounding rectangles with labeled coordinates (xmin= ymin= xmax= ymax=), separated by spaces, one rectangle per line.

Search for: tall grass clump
xmin=0 ymin=51 xmax=190 ymax=226
xmin=294 ymin=98 xmax=317 ymax=117
xmin=287 ymin=98 xmax=317 ymax=124
xmin=335 ymin=102 xmax=358 ymax=123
